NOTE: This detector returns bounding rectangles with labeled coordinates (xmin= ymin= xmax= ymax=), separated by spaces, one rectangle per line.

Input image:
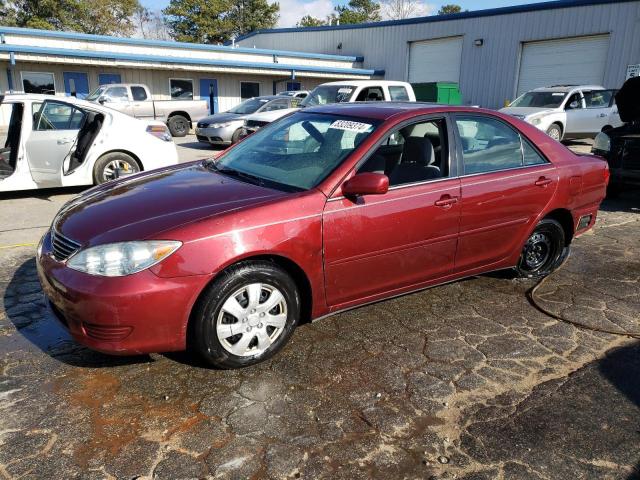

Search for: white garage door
xmin=516 ymin=35 xmax=610 ymax=96
xmin=408 ymin=36 xmax=463 ymax=83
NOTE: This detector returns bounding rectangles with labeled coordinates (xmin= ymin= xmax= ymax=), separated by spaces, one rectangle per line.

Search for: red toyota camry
xmin=37 ymin=103 xmax=608 ymax=368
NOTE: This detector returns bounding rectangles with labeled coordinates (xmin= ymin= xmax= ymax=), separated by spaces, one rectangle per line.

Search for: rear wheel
xmin=546 ymin=123 xmax=562 ymax=141
xmin=515 ymin=218 xmax=567 ymax=279
xmin=190 ymin=261 xmax=300 ymax=369
xmin=93 ymin=152 xmax=140 ymax=184
xmin=168 ymin=115 xmax=190 ymax=137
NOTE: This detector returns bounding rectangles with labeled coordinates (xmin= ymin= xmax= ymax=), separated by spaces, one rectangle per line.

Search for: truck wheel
xmin=546 ymin=124 xmax=562 ymax=141
xmin=93 ymin=152 xmax=140 ymax=185
xmin=168 ymin=115 xmax=190 ymax=137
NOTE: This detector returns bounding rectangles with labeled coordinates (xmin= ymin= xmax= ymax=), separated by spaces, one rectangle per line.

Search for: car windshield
xmin=510 ymin=91 xmax=567 ymax=108
xmin=86 ymin=86 xmax=107 ymax=101
xmin=228 ymin=98 xmax=271 ymax=115
xmin=301 ymin=86 xmax=356 ymax=107
xmin=210 ymin=112 xmax=378 ymax=191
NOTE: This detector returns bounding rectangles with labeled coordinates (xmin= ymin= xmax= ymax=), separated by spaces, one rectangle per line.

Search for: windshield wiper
xmin=205 ymin=160 xmax=266 ymax=187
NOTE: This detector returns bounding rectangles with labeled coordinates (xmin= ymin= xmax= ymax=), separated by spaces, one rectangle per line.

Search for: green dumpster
xmin=412 ymin=82 xmax=462 ymax=105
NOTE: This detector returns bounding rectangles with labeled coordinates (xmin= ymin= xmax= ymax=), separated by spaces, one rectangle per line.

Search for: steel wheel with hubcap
xmin=515 ymin=218 xmax=568 ymax=279
xmin=190 ymin=261 xmax=300 ymax=368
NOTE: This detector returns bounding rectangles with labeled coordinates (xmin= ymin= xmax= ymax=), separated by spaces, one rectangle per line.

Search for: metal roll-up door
xmin=408 ymin=36 xmax=464 ymax=83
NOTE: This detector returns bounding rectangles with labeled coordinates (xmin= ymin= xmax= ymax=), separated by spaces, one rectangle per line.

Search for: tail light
xmin=147 ymin=125 xmax=172 ymax=142
xmin=604 ymin=164 xmax=610 ymax=186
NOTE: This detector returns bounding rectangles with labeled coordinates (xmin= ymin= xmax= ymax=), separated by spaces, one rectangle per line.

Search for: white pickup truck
xmin=86 ymin=83 xmax=209 ymax=137
xmin=301 ymin=80 xmax=416 ymax=107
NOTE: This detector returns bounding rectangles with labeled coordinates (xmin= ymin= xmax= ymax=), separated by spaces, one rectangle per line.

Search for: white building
xmin=0 ymin=26 xmax=384 ymax=113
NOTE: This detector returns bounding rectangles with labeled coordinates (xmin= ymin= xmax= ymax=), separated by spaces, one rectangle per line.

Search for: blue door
xmin=63 ymin=72 xmax=90 ymax=99
xmin=200 ymin=79 xmax=219 ymax=114
xmin=98 ymin=73 xmax=121 ymax=86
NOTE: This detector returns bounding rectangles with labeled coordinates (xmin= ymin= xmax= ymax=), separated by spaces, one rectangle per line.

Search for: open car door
xmin=24 ymin=100 xmax=85 ymax=187
xmin=62 ymin=110 xmax=105 ymax=178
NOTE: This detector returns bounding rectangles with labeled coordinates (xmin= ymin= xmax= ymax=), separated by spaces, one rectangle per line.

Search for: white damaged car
xmin=500 ymin=85 xmax=623 ymax=141
xmin=0 ymin=94 xmax=178 ymax=192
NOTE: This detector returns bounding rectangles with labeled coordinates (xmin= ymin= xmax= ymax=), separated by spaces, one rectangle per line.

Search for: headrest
xmin=402 ymin=137 xmax=435 ymax=166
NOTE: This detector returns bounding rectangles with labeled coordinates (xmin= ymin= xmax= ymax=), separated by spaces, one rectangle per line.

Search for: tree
xmin=228 ymin=0 xmax=279 ymax=38
xmin=11 ymin=0 xmax=140 ymax=36
xmin=134 ymin=5 xmax=171 ymax=40
xmin=334 ymin=0 xmax=381 ymax=24
xmin=437 ymin=4 xmax=462 ymax=15
xmin=0 ymin=0 xmax=17 ymax=25
xmin=296 ymin=15 xmax=326 ymax=27
xmin=381 ymin=0 xmax=425 ymax=20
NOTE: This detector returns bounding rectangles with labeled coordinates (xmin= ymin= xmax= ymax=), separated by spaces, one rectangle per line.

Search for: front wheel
xmin=190 ymin=261 xmax=300 ymax=369
xmin=546 ymin=124 xmax=563 ymax=141
xmin=93 ymin=152 xmax=140 ymax=184
xmin=515 ymin=219 xmax=568 ymax=279
xmin=168 ymin=115 xmax=190 ymax=137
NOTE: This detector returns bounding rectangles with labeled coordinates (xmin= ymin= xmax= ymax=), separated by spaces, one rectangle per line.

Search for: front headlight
xmin=593 ymin=132 xmax=611 ymax=153
xmin=529 ymin=116 xmax=543 ymax=126
xmin=211 ymin=122 xmax=232 ymax=128
xmin=67 ymin=240 xmax=181 ymax=277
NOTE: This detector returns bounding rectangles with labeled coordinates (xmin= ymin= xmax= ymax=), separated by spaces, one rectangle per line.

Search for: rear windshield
xmin=228 ymin=98 xmax=271 ymax=115
xmin=510 ymin=91 xmax=567 ymax=108
xmin=211 ymin=112 xmax=379 ymax=191
xmin=301 ymin=86 xmax=355 ymax=107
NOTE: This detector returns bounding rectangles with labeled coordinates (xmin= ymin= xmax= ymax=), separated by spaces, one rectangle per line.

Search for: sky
xmin=141 ymin=0 xmax=539 ymax=28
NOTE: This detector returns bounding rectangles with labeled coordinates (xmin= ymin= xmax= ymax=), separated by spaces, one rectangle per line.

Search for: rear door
xmin=453 ymin=114 xmax=557 ymax=273
xmin=583 ymin=90 xmax=618 ymax=132
xmin=25 ymin=100 xmax=85 ymax=186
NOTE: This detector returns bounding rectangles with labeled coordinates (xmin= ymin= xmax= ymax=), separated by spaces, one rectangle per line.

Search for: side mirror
xmin=342 ymin=172 xmax=389 ymax=197
xmin=568 ymin=100 xmax=580 ymax=110
xmin=98 ymin=97 xmax=106 ymax=104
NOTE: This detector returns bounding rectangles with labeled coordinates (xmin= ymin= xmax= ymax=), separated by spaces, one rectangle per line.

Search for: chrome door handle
xmin=434 ymin=195 xmax=459 ymax=208
xmin=598 ymin=113 xmax=606 ymax=118
xmin=57 ymin=138 xmax=74 ymax=145
xmin=535 ymin=177 xmax=553 ymax=187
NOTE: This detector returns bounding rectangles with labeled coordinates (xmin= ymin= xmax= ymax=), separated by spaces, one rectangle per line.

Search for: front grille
xmin=196 ymin=134 xmax=209 ymax=142
xmin=51 ymin=230 xmax=81 ymax=261
xmin=245 ymin=120 xmax=269 ymax=129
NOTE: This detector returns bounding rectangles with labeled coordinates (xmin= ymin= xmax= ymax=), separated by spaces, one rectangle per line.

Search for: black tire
xmin=93 ymin=152 xmax=140 ymax=185
xmin=168 ymin=115 xmax=190 ymax=137
xmin=230 ymin=128 xmax=243 ymax=145
xmin=189 ymin=261 xmax=301 ymax=369
xmin=515 ymin=218 xmax=568 ymax=279
xmin=546 ymin=123 xmax=563 ymax=141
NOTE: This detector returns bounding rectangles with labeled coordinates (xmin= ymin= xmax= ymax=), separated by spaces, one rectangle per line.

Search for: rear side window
xmin=455 ymin=115 xmax=547 ymax=174
xmin=356 ymin=87 xmax=384 ymax=101
xmin=584 ymin=90 xmax=614 ymax=108
xmin=389 ymin=86 xmax=410 ymax=101
xmin=34 ymin=102 xmax=86 ymax=131
xmin=131 ymin=86 xmax=147 ymax=101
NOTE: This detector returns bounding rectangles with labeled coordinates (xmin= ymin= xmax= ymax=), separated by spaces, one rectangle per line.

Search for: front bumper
xmin=195 ymin=125 xmax=239 ymax=145
xmin=36 ymin=231 xmax=211 ymax=355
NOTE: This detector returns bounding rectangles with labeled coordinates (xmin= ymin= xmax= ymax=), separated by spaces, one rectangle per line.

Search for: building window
xmin=22 ymin=72 xmax=55 ymax=95
xmin=170 ymin=79 xmax=193 ymax=100
xmin=241 ymin=82 xmax=260 ymax=100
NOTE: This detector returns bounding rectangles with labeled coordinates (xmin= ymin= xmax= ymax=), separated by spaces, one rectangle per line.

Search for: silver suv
xmin=500 ymin=85 xmax=623 ymax=141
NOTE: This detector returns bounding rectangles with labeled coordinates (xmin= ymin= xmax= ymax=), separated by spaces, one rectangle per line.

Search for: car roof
xmin=317 ymin=80 xmax=411 ymax=87
xmin=302 ymin=101 xmax=485 ymax=121
xmin=532 ymin=85 xmax=605 ymax=93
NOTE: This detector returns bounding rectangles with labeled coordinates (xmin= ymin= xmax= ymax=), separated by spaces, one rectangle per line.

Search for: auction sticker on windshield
xmin=329 ymin=120 xmax=373 ymax=132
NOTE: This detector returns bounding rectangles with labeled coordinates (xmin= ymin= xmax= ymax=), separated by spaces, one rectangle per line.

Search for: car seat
xmin=389 ymin=137 xmax=441 ymax=184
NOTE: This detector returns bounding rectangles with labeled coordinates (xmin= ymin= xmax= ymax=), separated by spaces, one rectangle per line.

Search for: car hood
xmin=54 ymin=162 xmax=286 ymax=245
xmin=499 ymin=107 xmax=556 ymax=118
xmin=200 ymin=112 xmax=245 ymax=124
xmin=615 ymin=76 xmax=640 ymax=123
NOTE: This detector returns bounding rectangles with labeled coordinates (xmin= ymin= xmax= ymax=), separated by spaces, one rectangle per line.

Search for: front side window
xmin=104 ymin=87 xmax=129 ymax=102
xmin=356 ymin=87 xmax=384 ymax=101
xmin=131 ymin=86 xmax=148 ymax=101
xmin=389 ymin=86 xmax=410 ymax=101
xmin=455 ymin=115 xmax=547 ymax=174
xmin=170 ymin=79 xmax=193 ymax=99
xmin=564 ymin=93 xmax=583 ymax=110
xmin=301 ymin=85 xmax=355 ymax=107
xmin=22 ymin=72 xmax=55 ymax=95
xmin=34 ymin=102 xmax=85 ymax=131
xmin=358 ymin=118 xmax=448 ymax=186
xmin=212 ymin=112 xmax=378 ymax=191
xmin=241 ymin=82 xmax=260 ymax=100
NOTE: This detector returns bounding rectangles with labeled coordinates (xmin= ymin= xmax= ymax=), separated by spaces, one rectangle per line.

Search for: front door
xmin=63 ymin=72 xmax=90 ymax=99
xmin=453 ymin=114 xmax=557 ymax=273
xmin=323 ymin=116 xmax=461 ymax=307
xmin=25 ymin=101 xmax=85 ymax=186
xmin=200 ymin=79 xmax=219 ymax=114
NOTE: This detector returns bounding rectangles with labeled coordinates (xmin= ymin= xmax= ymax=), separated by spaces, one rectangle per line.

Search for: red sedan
xmin=37 ymin=103 xmax=608 ymax=368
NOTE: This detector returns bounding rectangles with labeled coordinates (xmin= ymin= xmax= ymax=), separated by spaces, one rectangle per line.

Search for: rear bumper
xmin=36 ymin=231 xmax=211 ymax=355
